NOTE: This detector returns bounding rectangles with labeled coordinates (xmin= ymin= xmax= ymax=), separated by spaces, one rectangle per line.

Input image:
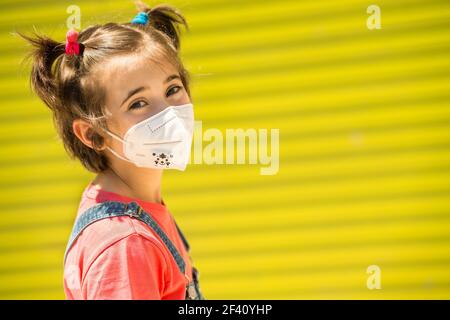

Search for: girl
xmin=20 ymin=2 xmax=204 ymax=300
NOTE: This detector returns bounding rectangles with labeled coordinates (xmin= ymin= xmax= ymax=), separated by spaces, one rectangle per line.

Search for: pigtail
xmin=135 ymin=1 xmax=188 ymax=51
xmin=18 ymin=32 xmax=65 ymax=110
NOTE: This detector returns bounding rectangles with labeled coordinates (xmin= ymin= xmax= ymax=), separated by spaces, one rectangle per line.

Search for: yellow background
xmin=0 ymin=0 xmax=449 ymax=299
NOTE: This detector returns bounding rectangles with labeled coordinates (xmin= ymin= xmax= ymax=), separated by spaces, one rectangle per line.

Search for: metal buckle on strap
xmin=133 ymin=206 xmax=142 ymax=218
xmin=125 ymin=202 xmax=142 ymax=218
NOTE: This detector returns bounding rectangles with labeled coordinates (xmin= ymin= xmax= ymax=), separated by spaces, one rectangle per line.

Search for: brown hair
xmin=18 ymin=1 xmax=190 ymax=173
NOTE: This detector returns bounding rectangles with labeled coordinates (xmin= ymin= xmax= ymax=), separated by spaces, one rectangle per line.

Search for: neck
xmin=92 ymin=164 xmax=163 ymax=204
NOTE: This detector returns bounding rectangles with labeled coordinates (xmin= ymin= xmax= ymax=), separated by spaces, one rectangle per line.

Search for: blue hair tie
xmin=131 ymin=12 xmax=149 ymax=25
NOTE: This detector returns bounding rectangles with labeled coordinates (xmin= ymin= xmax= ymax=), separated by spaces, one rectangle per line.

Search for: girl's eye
xmin=129 ymin=100 xmax=148 ymax=110
xmin=166 ymin=85 xmax=182 ymax=97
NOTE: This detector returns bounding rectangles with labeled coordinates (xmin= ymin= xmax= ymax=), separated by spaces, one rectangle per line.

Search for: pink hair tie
xmin=65 ymin=29 xmax=81 ymax=55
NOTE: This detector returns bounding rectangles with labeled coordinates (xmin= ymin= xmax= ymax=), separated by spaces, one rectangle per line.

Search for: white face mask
xmin=104 ymin=103 xmax=194 ymax=171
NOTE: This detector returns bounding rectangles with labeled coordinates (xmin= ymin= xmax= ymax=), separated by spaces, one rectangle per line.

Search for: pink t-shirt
xmin=63 ymin=182 xmax=193 ymax=300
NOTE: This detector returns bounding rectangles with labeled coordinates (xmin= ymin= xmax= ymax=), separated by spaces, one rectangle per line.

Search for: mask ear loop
xmin=105 ymin=145 xmax=136 ymax=164
xmin=101 ymin=127 xmax=136 ymax=165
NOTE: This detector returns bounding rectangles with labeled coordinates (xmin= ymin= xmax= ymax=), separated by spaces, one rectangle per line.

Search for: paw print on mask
xmin=152 ymin=152 xmax=173 ymax=167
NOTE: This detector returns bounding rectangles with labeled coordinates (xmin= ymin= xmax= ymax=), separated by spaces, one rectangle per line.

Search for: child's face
xmin=94 ymin=52 xmax=191 ymax=159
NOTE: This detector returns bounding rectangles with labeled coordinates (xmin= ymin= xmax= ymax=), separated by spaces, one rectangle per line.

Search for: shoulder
xmin=84 ymin=232 xmax=169 ymax=274
xmin=65 ymin=213 xmax=170 ymax=275
xmin=80 ymin=232 xmax=170 ymax=299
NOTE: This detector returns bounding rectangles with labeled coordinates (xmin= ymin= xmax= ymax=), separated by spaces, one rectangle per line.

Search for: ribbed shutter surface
xmin=0 ymin=0 xmax=449 ymax=299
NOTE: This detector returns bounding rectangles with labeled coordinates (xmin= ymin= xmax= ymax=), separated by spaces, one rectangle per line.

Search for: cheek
xmin=177 ymin=89 xmax=191 ymax=103
xmin=121 ymin=117 xmax=142 ymax=136
xmin=106 ymin=113 xmax=134 ymax=137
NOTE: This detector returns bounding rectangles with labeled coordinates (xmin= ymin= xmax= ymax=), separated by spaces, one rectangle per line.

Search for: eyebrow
xmin=120 ymin=74 xmax=181 ymax=107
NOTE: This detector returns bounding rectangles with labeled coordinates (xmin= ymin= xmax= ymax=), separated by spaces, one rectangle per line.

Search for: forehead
xmin=93 ymin=52 xmax=179 ymax=108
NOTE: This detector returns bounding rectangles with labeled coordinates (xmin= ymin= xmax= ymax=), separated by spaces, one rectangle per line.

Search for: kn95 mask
xmin=103 ymin=103 xmax=194 ymax=171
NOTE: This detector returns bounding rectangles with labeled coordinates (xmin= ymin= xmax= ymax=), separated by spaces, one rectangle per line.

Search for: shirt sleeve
xmin=81 ymin=233 xmax=168 ymax=300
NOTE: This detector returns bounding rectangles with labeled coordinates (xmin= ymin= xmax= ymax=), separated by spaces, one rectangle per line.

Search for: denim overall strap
xmin=173 ymin=220 xmax=190 ymax=252
xmin=63 ymin=201 xmax=186 ymax=276
xmin=172 ymin=219 xmax=205 ymax=300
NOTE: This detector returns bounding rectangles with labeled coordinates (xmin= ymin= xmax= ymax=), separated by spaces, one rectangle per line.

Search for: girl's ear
xmin=72 ymin=119 xmax=106 ymax=151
